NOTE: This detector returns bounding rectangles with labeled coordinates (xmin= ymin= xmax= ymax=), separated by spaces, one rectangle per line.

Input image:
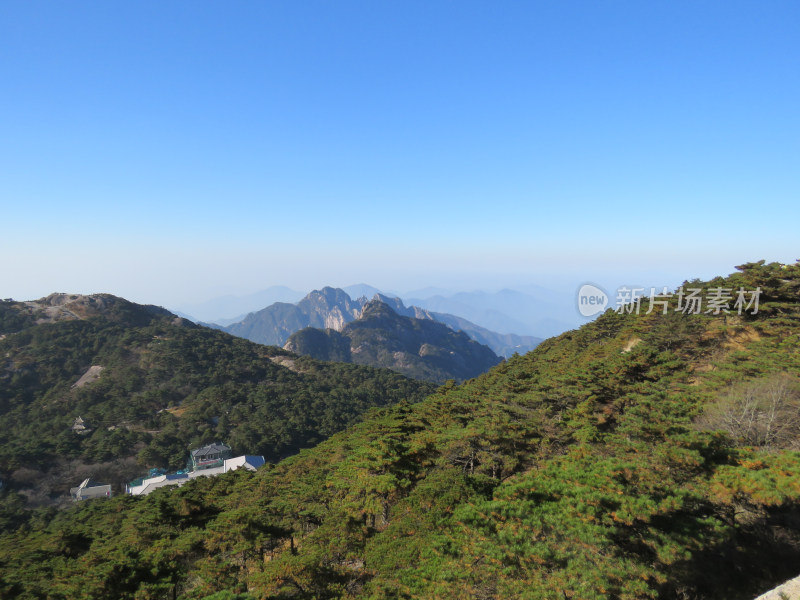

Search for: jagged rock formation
xmin=225 ymin=288 xmax=541 ymax=357
xmin=284 ymin=299 xmax=502 ymax=383
xmin=224 ymin=287 xmax=363 ymax=346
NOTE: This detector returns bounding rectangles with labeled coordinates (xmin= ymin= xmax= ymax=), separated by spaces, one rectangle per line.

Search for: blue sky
xmin=1 ymin=1 xmax=798 ymax=306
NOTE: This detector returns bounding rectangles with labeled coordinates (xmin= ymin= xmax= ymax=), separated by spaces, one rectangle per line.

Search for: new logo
xmin=577 ymin=283 xmax=608 ymax=317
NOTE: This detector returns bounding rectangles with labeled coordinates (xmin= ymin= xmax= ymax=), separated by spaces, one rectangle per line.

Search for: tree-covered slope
xmin=0 ymin=294 xmax=434 ymax=505
xmin=2 ymin=261 xmax=800 ymax=600
xmin=284 ymin=300 xmax=503 ymax=384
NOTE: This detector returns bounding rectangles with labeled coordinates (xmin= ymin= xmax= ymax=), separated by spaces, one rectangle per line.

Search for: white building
xmin=127 ymin=455 xmax=265 ymax=496
xmin=70 ymin=478 xmax=112 ymax=500
xmin=126 ymin=473 xmax=190 ymax=496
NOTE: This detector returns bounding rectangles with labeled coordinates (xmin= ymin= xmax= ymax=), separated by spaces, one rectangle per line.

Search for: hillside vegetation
xmin=0 ymin=294 xmax=434 ymax=505
xmin=1 ymin=261 xmax=799 ymax=599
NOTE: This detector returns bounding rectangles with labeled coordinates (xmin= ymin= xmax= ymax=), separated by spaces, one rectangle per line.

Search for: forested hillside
xmin=1 ymin=261 xmax=799 ymax=599
xmin=0 ymin=294 xmax=434 ymax=506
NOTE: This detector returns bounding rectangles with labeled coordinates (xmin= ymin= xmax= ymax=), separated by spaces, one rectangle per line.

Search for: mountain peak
xmin=1 ymin=293 xmax=176 ymax=333
xmin=286 ymin=298 xmax=502 ymax=383
xmin=303 ymin=287 xmax=356 ymax=308
xmin=223 ymin=287 xmax=541 ymax=357
xmin=360 ymin=298 xmax=399 ymax=319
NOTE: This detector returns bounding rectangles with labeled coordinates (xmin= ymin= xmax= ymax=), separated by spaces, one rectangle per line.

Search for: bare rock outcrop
xmin=754 ymin=575 xmax=800 ymax=600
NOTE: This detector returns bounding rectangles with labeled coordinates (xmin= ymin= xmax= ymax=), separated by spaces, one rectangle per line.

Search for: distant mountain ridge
xmin=175 ymin=282 xmax=579 ymax=340
xmin=221 ymin=287 xmax=541 ymax=358
xmin=225 ymin=287 xmax=363 ymax=347
xmin=285 ymin=299 xmax=503 ymax=383
xmin=370 ymin=293 xmax=543 ymax=357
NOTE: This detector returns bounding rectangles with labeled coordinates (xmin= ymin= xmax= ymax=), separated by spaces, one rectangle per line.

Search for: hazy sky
xmin=2 ymin=1 xmax=798 ymax=306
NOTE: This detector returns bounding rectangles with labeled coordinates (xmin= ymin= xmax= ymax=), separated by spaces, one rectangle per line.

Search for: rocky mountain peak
xmin=2 ymin=293 xmax=175 ymax=331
